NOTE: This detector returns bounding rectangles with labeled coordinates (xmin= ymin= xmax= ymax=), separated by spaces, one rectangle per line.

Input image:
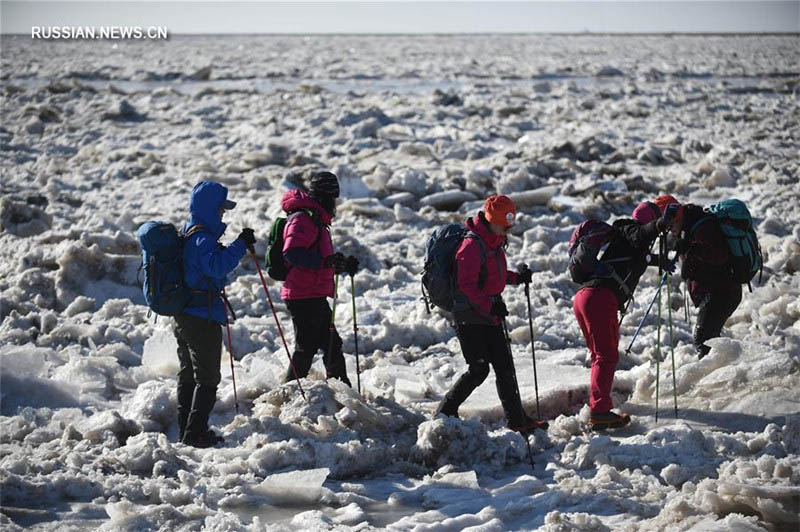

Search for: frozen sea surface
xmin=1 ymin=34 xmax=799 ymax=531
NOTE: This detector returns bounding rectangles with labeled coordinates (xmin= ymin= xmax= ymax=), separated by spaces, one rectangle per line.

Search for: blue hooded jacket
xmin=182 ymin=181 xmax=247 ymax=323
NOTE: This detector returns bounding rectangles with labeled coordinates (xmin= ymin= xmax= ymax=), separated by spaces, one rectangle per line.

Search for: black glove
xmin=661 ymin=256 xmax=677 ymax=274
xmin=674 ymin=238 xmax=691 ymax=256
xmin=324 ymin=252 xmax=347 ymax=273
xmin=516 ymin=264 xmax=532 ymax=284
xmin=490 ymin=299 xmax=509 ymax=318
xmin=238 ymin=227 xmax=256 ymax=253
xmin=344 ymin=255 xmax=359 ymax=276
xmin=659 ymin=204 xmax=680 ymax=233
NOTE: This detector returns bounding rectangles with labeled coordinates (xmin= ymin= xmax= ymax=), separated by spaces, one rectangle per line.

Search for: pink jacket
xmin=279 ymin=190 xmax=335 ymax=300
xmin=455 ymin=214 xmax=520 ymax=325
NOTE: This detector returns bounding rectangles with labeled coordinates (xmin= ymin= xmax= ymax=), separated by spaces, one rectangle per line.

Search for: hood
xmin=186 ymin=181 xmax=229 ymax=237
xmin=281 ymin=189 xmax=332 ymax=225
xmin=467 ymin=213 xmax=505 ymax=250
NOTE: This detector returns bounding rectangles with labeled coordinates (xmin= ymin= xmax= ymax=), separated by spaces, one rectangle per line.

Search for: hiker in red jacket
xmin=573 ymin=201 xmax=671 ymax=430
xmin=435 ymin=195 xmax=548 ymax=434
xmin=280 ymin=171 xmax=353 ymax=386
xmin=668 ymin=204 xmax=741 ymax=358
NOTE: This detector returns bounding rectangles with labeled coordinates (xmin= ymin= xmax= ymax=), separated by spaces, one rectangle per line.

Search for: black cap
xmin=309 ymin=171 xmax=340 ymax=199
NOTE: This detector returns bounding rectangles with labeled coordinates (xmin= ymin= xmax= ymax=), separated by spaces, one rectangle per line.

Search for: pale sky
xmin=1 ymin=1 xmax=799 ymax=34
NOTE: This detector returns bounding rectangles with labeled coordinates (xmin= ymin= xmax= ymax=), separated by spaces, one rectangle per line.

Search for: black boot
xmin=182 ymin=385 xmax=224 ymax=448
xmin=283 ymin=353 xmax=313 ymax=384
xmin=496 ymin=371 xmax=548 ymax=433
xmin=176 ymin=381 xmax=195 ymax=442
xmin=435 ymin=370 xmax=483 ymax=418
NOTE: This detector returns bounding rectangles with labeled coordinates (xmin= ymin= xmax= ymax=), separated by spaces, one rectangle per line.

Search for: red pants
xmin=573 ymin=287 xmax=620 ymax=413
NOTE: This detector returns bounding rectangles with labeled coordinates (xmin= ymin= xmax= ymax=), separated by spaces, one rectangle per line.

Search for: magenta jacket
xmin=454 ymin=213 xmax=521 ymax=325
xmin=279 ymin=189 xmax=335 ymax=301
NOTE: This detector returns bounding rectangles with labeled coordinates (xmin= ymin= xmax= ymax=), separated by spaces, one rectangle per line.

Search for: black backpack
xmin=265 ymin=210 xmax=321 ymax=281
xmin=421 ymin=224 xmax=486 ymax=313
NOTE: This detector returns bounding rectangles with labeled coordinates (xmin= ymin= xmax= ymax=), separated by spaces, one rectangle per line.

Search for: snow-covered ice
xmin=1 ymin=34 xmax=799 ymax=530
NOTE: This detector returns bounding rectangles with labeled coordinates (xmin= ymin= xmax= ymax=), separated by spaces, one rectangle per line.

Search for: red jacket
xmin=280 ymin=190 xmax=335 ymax=301
xmin=454 ymin=214 xmax=520 ymax=325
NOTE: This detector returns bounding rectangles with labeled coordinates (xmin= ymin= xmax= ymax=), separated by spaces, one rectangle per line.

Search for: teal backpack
xmin=692 ymin=199 xmax=763 ymax=289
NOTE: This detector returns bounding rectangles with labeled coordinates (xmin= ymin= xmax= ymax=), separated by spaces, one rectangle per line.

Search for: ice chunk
xmin=252 ymin=467 xmax=331 ymax=504
xmin=141 ymin=329 xmax=179 ymax=377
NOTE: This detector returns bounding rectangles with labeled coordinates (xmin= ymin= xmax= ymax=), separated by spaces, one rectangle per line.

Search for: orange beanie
xmin=654 ymin=194 xmax=679 ymax=213
xmin=484 ymin=195 xmax=517 ymax=227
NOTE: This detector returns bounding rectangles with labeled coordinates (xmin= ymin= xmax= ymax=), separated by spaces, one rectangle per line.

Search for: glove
xmin=674 ymin=238 xmax=691 ymax=256
xmin=344 ymin=255 xmax=359 ymax=276
xmin=490 ymin=299 xmax=509 ymax=318
xmin=324 ymin=252 xmax=347 ymax=273
xmin=238 ymin=228 xmax=256 ymax=253
xmin=516 ymin=264 xmax=532 ymax=284
xmin=661 ymin=256 xmax=677 ymax=274
xmin=658 ymin=204 xmax=681 ymax=233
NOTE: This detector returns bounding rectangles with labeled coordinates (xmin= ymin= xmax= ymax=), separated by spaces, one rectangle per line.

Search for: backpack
xmin=693 ymin=199 xmax=763 ymax=287
xmin=136 ymin=222 xmax=206 ymax=316
xmin=421 ymin=224 xmax=486 ymax=313
xmin=265 ymin=210 xmax=320 ymax=281
xmin=568 ymin=220 xmax=617 ymax=284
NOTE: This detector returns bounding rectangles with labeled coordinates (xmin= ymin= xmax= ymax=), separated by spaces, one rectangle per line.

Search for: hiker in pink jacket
xmin=280 ymin=171 xmax=352 ymax=386
xmin=436 ymin=195 xmax=548 ymax=435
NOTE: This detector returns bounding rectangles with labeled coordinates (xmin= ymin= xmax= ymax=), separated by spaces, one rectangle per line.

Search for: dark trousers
xmin=437 ymin=322 xmax=528 ymax=426
xmin=285 ymin=297 xmax=351 ymax=386
xmin=173 ymin=313 xmax=222 ymax=439
xmin=694 ymin=285 xmax=742 ymax=357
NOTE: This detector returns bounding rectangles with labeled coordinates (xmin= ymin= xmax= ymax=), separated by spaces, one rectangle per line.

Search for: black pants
xmin=285 ymin=297 xmax=351 ymax=386
xmin=174 ymin=313 xmax=222 ymax=388
xmin=173 ymin=313 xmax=222 ymax=439
xmin=437 ymin=322 xmax=527 ymax=426
xmin=694 ymin=285 xmax=742 ymax=357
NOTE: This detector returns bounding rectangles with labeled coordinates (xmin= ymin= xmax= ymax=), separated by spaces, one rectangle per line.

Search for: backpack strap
xmin=464 ymin=231 xmax=489 ymax=289
xmin=287 ymin=209 xmax=323 ymax=250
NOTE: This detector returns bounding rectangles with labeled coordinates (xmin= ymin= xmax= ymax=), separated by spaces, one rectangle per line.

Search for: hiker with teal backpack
xmin=174 ymin=181 xmax=254 ymax=447
xmin=431 ymin=195 xmax=548 ymax=435
xmin=667 ymin=200 xmax=762 ymax=358
xmin=273 ymin=171 xmax=355 ymax=386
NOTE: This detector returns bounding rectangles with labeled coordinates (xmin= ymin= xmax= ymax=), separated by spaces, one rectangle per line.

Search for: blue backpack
xmin=136 ymin=222 xmax=207 ymax=316
xmin=692 ymin=199 xmax=763 ymax=288
xmin=421 ymin=224 xmax=486 ymax=313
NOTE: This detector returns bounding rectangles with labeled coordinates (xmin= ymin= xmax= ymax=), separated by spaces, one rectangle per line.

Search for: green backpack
xmin=693 ymin=199 xmax=763 ymax=289
xmin=265 ymin=210 xmax=320 ymax=281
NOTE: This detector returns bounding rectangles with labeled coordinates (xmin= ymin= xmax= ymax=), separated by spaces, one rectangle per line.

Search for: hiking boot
xmin=510 ymin=415 xmax=549 ymax=435
xmin=589 ymin=411 xmax=631 ymax=431
xmin=434 ymin=401 xmax=460 ymax=419
xmin=182 ymin=429 xmax=225 ymax=448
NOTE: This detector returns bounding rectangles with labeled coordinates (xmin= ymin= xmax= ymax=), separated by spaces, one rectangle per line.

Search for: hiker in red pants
xmin=573 ymin=202 xmax=673 ymax=430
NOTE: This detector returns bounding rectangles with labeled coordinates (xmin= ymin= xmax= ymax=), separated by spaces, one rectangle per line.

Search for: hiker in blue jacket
xmin=175 ymin=181 xmax=255 ymax=448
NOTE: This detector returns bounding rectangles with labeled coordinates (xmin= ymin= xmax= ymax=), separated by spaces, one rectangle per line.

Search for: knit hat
xmin=484 ymin=195 xmax=517 ymax=228
xmin=632 ymin=201 xmax=661 ymax=224
xmin=653 ymin=194 xmax=679 ymax=213
xmin=308 ymin=171 xmax=340 ymax=198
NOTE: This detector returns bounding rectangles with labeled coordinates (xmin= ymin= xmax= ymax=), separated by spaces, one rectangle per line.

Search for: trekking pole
xmin=223 ymin=319 xmax=240 ymax=414
xmin=655 ymin=236 xmax=664 ymax=423
xmin=502 ymin=319 xmax=536 ymax=472
xmin=326 ymin=274 xmax=340 ymax=381
xmin=666 ymin=273 xmax=678 ymax=418
xmin=624 ymin=273 xmax=667 ymax=355
xmin=249 ymin=252 xmax=307 ymax=402
xmin=349 ymin=273 xmax=361 ymax=396
xmin=683 ymin=279 xmax=691 ymax=329
xmin=519 ymin=267 xmax=541 ymax=420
